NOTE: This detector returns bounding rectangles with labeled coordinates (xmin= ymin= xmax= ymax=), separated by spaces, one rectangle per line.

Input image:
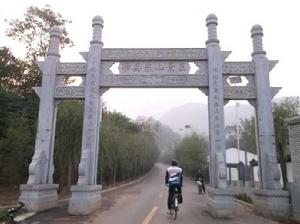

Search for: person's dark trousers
xmin=201 ymin=180 xmax=206 ymax=193
xmin=167 ymin=185 xmax=182 ymax=210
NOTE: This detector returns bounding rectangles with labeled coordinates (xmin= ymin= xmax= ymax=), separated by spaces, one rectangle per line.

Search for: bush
xmin=234 ymin=193 xmax=253 ymax=204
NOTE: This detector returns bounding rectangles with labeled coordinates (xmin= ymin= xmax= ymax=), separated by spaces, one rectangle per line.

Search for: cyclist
xmin=165 ymin=160 xmax=183 ymax=210
xmin=195 ymin=169 xmax=206 ymax=194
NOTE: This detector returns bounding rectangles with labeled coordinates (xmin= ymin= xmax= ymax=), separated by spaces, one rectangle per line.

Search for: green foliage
xmin=0 ymin=88 xmax=38 ymax=185
xmin=53 ymin=101 xmax=83 ymax=193
xmin=273 ymin=97 xmax=299 ymax=159
xmin=0 ymin=116 xmax=33 ymax=184
xmin=100 ymin=112 xmax=159 ymax=185
xmin=239 ymin=116 xmax=256 ymax=154
xmin=174 ymin=133 xmax=208 ymax=178
xmin=273 ymin=97 xmax=299 ymax=188
xmin=0 ymin=47 xmax=28 ymax=95
xmin=5 ymin=5 xmax=73 ymax=61
xmin=234 ymin=193 xmax=253 ymax=204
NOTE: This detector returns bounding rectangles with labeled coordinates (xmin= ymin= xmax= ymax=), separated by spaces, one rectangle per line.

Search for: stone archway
xmin=19 ymin=14 xmax=289 ymax=218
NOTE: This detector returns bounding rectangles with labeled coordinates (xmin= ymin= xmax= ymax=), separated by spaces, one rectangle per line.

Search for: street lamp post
xmin=229 ymin=76 xmax=245 ymax=184
xmin=228 ymin=76 xmax=242 ymax=163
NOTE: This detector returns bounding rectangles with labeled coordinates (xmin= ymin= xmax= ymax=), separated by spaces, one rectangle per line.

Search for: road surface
xmin=27 ymin=164 xmax=280 ymax=224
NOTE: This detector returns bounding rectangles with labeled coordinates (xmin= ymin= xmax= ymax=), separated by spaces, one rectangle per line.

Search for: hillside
xmin=159 ymin=103 xmax=254 ymax=134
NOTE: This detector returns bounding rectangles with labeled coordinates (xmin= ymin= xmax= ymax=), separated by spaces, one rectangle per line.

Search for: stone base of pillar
xmin=245 ymin=181 xmax=254 ymax=188
xmin=19 ymin=184 xmax=58 ymax=212
xmin=207 ymin=188 xmax=234 ymax=218
xmin=68 ymin=185 xmax=102 ymax=215
xmin=237 ymin=181 xmax=245 ymax=188
xmin=253 ymin=189 xmax=291 ymax=219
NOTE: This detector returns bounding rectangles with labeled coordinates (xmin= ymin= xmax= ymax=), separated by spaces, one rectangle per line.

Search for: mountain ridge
xmin=159 ymin=102 xmax=254 ymax=134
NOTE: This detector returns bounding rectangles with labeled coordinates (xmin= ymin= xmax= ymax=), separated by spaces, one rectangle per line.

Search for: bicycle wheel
xmin=173 ymin=198 xmax=178 ymax=220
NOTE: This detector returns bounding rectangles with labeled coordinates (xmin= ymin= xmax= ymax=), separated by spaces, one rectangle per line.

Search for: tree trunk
xmin=66 ymin=155 xmax=72 ymax=193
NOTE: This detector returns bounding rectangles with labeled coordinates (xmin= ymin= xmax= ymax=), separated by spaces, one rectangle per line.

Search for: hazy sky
xmin=1 ymin=0 xmax=299 ymax=120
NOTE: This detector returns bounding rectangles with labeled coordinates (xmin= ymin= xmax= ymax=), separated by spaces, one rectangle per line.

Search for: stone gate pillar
xmin=205 ymin=14 xmax=234 ymax=218
xmin=251 ymin=25 xmax=290 ymax=218
xmin=19 ymin=27 xmax=61 ymax=212
xmin=287 ymin=117 xmax=300 ymax=221
xmin=68 ymin=16 xmax=103 ymax=215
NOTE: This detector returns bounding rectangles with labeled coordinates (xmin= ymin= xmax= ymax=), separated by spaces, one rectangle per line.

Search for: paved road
xmin=26 ymin=164 xmax=280 ymax=224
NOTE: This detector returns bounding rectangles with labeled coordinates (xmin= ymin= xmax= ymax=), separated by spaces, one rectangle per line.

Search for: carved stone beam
xmin=36 ymin=62 xmax=86 ymax=75
xmin=55 ymin=86 xmax=85 ymax=99
xmin=99 ymin=74 xmax=209 ymax=88
xmin=80 ymin=48 xmax=231 ymax=61
xmin=223 ymin=86 xmax=281 ymax=100
xmin=223 ymin=60 xmax=278 ymax=75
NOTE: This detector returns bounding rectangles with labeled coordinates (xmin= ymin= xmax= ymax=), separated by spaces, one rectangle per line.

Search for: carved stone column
xmin=251 ymin=25 xmax=290 ymax=218
xmin=19 ymin=27 xmax=61 ymax=212
xmin=287 ymin=117 xmax=300 ymax=221
xmin=68 ymin=16 xmax=104 ymax=215
xmin=205 ymin=14 xmax=234 ymax=218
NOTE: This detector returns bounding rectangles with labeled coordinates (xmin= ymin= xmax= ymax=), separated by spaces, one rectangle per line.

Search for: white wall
xmin=226 ymin=148 xmax=294 ymax=185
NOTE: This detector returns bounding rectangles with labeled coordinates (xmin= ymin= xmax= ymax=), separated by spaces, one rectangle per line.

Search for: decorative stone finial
xmin=206 ymin=14 xmax=219 ymax=46
xmin=251 ymin=24 xmax=266 ymax=56
xmin=47 ymin=26 xmax=61 ymax=57
xmin=93 ymin=16 xmax=103 ymax=27
xmin=91 ymin=15 xmax=104 ymax=45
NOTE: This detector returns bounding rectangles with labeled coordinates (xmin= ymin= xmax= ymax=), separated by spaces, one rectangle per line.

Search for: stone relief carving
xmin=27 ymin=150 xmax=47 ymax=184
xmin=54 ymin=81 xmax=278 ymax=101
xmin=194 ymin=61 xmax=208 ymax=76
xmin=271 ymin=87 xmax=281 ymax=99
xmin=222 ymin=74 xmax=254 ymax=88
xmin=115 ymin=61 xmax=190 ymax=75
xmin=216 ymin=151 xmax=227 ymax=189
xmin=55 ymin=75 xmax=65 ymax=86
xmin=266 ymin=154 xmax=281 ymax=189
xmin=269 ymin=60 xmax=278 ymax=72
xmin=223 ymin=62 xmax=254 ymax=74
xmin=56 ymin=63 xmax=86 ymax=75
xmin=81 ymin=48 xmax=230 ymax=61
xmin=100 ymin=88 xmax=109 ymax=96
xmin=199 ymin=88 xmax=208 ymax=96
xmin=100 ymin=74 xmax=209 ymax=87
xmin=55 ymin=86 xmax=85 ymax=99
xmin=224 ymin=86 xmax=256 ymax=100
xmin=101 ymin=48 xmax=209 ymax=60
xmin=248 ymin=100 xmax=256 ymax=107
xmin=101 ymin=61 xmax=114 ymax=75
xmin=77 ymin=150 xmax=91 ymax=185
xmin=223 ymin=60 xmax=277 ymax=74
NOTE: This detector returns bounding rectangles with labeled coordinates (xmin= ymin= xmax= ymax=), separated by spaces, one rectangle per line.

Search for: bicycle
xmin=169 ymin=187 xmax=180 ymax=220
xmin=0 ymin=202 xmax=25 ymax=224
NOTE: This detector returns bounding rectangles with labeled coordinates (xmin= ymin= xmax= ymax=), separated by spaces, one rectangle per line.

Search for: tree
xmin=175 ymin=133 xmax=208 ymax=179
xmin=0 ymin=115 xmax=32 ymax=185
xmin=273 ymin=97 xmax=299 ymax=189
xmin=0 ymin=88 xmax=38 ymax=185
xmin=239 ymin=117 xmax=256 ymax=154
xmin=5 ymin=5 xmax=74 ymax=95
xmin=99 ymin=112 xmax=159 ymax=185
xmin=225 ymin=124 xmax=238 ymax=149
xmin=0 ymin=47 xmax=27 ymax=95
xmin=53 ymin=101 xmax=83 ymax=193
xmin=6 ymin=5 xmax=73 ymax=61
